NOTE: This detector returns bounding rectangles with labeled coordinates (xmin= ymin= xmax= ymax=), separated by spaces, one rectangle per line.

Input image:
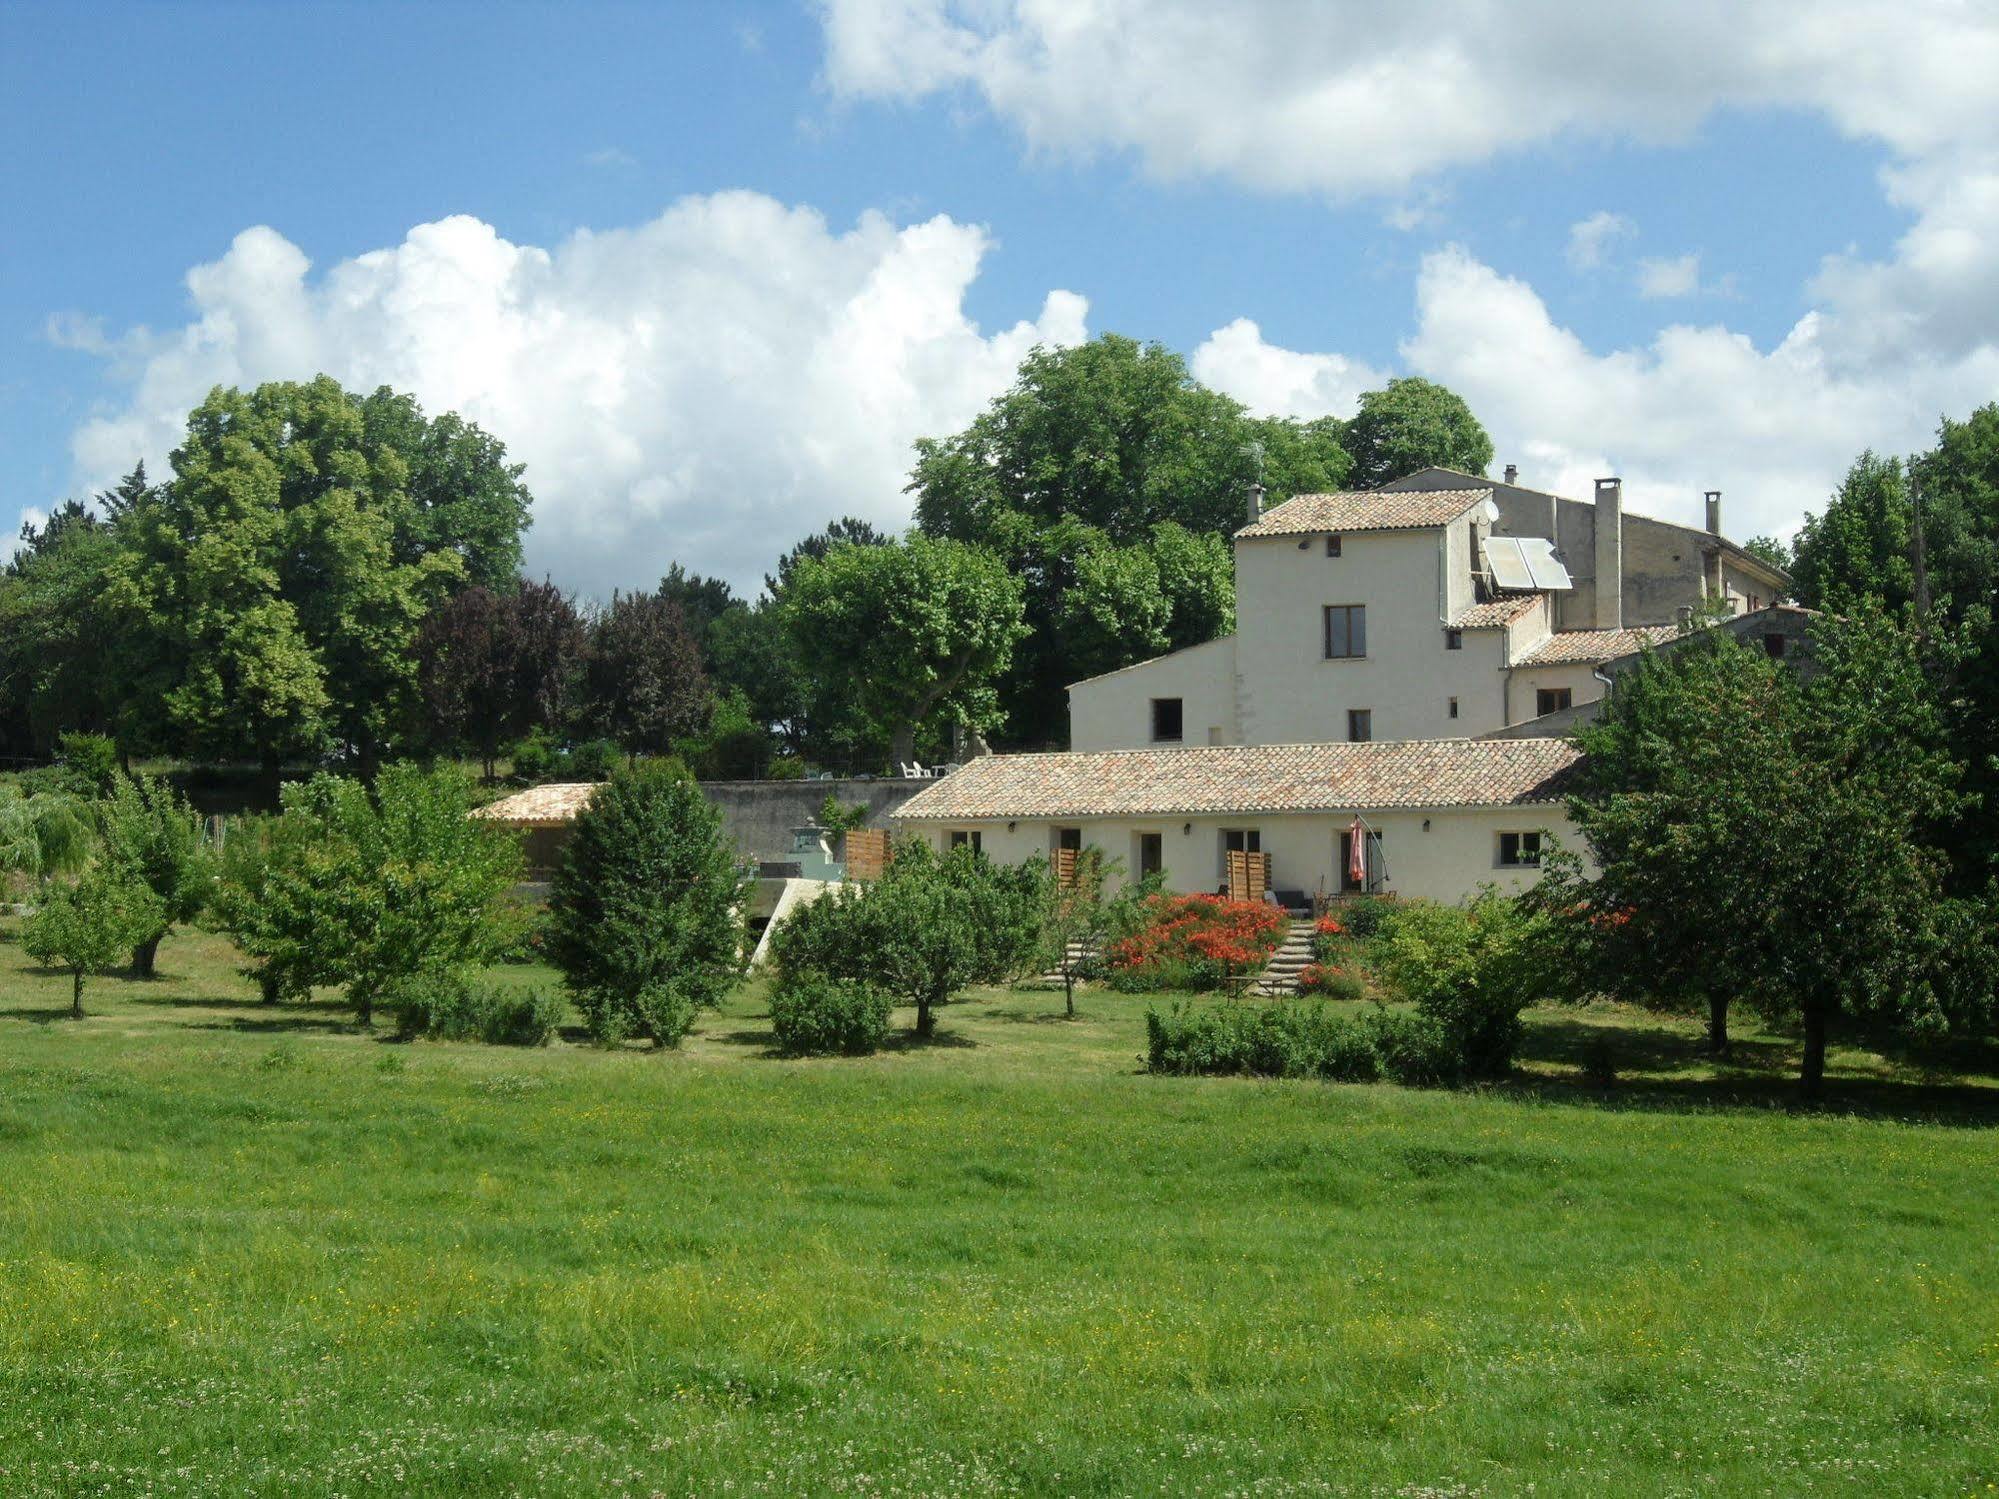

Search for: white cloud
xmin=1190 ymin=317 xmax=1386 ymax=422
xmin=1635 ymin=253 xmax=1702 ymax=299
xmin=1566 ymin=211 xmax=1633 ymax=271
xmin=1199 ymin=246 xmax=1999 ymax=544
xmin=62 ymin=196 xmax=1088 ymax=596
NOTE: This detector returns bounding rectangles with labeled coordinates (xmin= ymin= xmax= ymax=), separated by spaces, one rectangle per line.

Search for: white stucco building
xmin=887 ymin=469 xmax=1788 ymax=908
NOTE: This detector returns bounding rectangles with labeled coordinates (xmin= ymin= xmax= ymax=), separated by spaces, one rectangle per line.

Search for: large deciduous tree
xmin=1789 ymin=451 xmax=1917 ymax=612
xmin=97 ymin=773 xmax=211 ymax=977
xmin=417 ymin=579 xmax=586 ymax=777
xmin=584 ymin=590 xmax=711 ymax=758
xmin=1342 ymin=377 xmax=1494 ymax=487
xmin=104 ymin=377 xmax=530 ymax=793
xmin=781 ymin=533 xmax=1027 ymax=767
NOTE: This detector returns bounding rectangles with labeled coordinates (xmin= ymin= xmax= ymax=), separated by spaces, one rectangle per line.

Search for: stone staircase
xmin=1034 ymin=940 xmax=1100 ymax=986
xmin=1252 ymin=917 xmax=1317 ymax=997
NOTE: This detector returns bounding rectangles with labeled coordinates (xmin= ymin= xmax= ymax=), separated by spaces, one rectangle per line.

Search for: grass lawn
xmin=1 ymin=923 xmax=1996 ymax=1495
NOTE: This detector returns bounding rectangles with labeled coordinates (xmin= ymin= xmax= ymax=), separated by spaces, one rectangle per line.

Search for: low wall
xmin=703 ymin=777 xmax=925 ymax=865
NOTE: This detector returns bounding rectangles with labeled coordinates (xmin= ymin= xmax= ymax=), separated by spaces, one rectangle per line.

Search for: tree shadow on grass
xmin=0 ymin=1005 xmax=79 ymax=1024
xmin=187 ymin=1013 xmax=360 ymax=1036
xmin=880 ymin=1028 xmax=977 ymax=1053
xmin=1508 ymin=1017 xmax=1999 ymax=1127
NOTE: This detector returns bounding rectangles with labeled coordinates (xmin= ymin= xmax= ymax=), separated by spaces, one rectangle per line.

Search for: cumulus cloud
xmin=1190 ymin=317 xmax=1386 ymax=422
xmin=1635 ymin=253 xmax=1702 ymax=299
xmin=1200 ymin=246 xmax=1999 ymax=544
xmin=62 ymin=195 xmax=1088 ymax=595
xmin=1566 ymin=211 xmax=1633 ymax=271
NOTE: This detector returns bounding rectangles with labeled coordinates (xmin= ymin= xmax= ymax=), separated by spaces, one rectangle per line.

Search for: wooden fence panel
xmin=1225 ymin=850 xmax=1270 ymax=904
xmin=1054 ymin=846 xmax=1079 ymax=890
xmin=846 ymin=829 xmax=890 ymax=882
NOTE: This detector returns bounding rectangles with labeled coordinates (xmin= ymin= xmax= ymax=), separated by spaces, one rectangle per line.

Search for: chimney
xmin=1704 ymin=489 xmax=1722 ymax=536
xmin=1594 ymin=477 xmax=1623 ymax=629
xmin=1247 ymin=481 xmax=1266 ymax=526
xmin=1503 ymin=463 xmax=1518 ymax=485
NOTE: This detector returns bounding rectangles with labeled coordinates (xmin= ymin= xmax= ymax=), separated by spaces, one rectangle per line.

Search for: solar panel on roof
xmin=1483 ymin=536 xmax=1536 ymax=591
xmin=1517 ymin=537 xmax=1574 ymax=590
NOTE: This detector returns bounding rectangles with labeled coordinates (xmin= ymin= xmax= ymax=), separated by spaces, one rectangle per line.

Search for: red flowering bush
xmin=1106 ymin=894 xmax=1286 ymax=992
xmin=1298 ymin=962 xmax=1365 ymax=1001
xmin=1314 ymin=915 xmax=1346 ymax=938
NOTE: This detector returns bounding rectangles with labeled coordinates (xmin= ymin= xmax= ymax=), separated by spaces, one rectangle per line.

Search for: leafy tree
xmin=781 ymin=534 xmax=1027 ymax=766
xmin=416 ymin=580 xmax=586 ymax=778
xmin=545 ymin=760 xmax=748 ymax=1047
xmin=1036 ymin=846 xmax=1127 ymax=1018
xmin=708 ymin=599 xmax=808 ymax=750
xmin=772 ymin=839 xmax=1041 ymax=1038
xmin=1789 ymin=452 xmax=1916 ymax=612
xmin=656 ymin=564 xmax=737 ymax=665
xmin=206 ymin=810 xmax=349 ymax=1004
xmin=1342 ymin=377 xmax=1494 ymax=487
xmin=910 ymin=335 xmax=1349 ymax=545
xmin=23 ymin=864 xmax=162 ymax=1019
xmin=0 ymin=784 xmax=95 ymax=882
xmin=1741 ymin=535 xmax=1794 ymax=574
xmin=98 ymin=773 xmax=210 ymax=977
xmin=1548 ymin=611 xmax=1992 ymax=1095
xmin=357 ymin=387 xmax=534 ymax=588
xmin=106 ymin=377 xmax=528 ymax=792
xmin=0 ymin=482 xmax=135 ymax=753
xmin=675 ymin=688 xmax=772 ymax=780
xmin=766 ymin=516 xmax=888 ymax=597
xmin=585 ymin=590 xmax=712 ymax=758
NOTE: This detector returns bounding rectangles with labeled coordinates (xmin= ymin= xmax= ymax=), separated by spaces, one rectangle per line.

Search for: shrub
xmin=391 ymin=974 xmax=565 ymax=1046
xmin=97 ymin=773 xmax=211 ymax=976
xmin=53 ymin=732 xmax=119 ymax=797
xmin=1375 ymin=892 xmax=1547 ymax=1081
xmin=765 ymin=756 xmax=807 ymax=781
xmin=1357 ymin=1009 xmax=1454 ymax=1086
xmin=566 ymin=738 xmax=625 ymax=781
xmin=547 ymin=760 xmax=749 ymax=1048
xmin=1106 ymin=894 xmax=1286 ymax=992
xmin=22 ymin=863 xmax=162 ymax=1019
xmin=509 ymin=729 xmax=562 ymax=783
xmin=1145 ymin=999 xmax=1384 ymax=1082
xmin=1336 ymin=893 xmax=1397 ymax=939
xmin=768 ymin=972 xmax=892 ymax=1056
xmin=1298 ymin=962 xmax=1366 ymax=1001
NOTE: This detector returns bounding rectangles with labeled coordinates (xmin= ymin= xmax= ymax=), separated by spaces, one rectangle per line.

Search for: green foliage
xmin=97 ymin=773 xmax=211 ymax=975
xmin=565 ymin=738 xmax=625 ymax=782
xmin=585 ymin=590 xmax=710 ymax=758
xmin=1790 ymin=451 xmax=1915 ymax=611
xmin=1334 ymin=893 xmax=1397 ymax=939
xmin=781 ymin=534 xmax=1027 ymax=765
xmin=1550 ymin=608 xmax=1995 ymax=1093
xmin=389 ymin=973 xmax=565 ymax=1046
xmin=546 ymin=760 xmax=749 ymax=1048
xmin=1741 ymin=535 xmax=1793 ymax=574
xmin=771 ymin=839 xmax=1042 ymax=1037
xmin=677 ymin=688 xmax=773 ymax=780
xmin=508 ymin=728 xmax=563 ymax=782
xmin=22 ymin=863 xmax=162 ymax=1016
xmin=205 ymin=811 xmax=348 ymax=1003
xmin=54 ymin=732 xmax=120 ymax=796
xmin=767 ymin=971 xmax=893 ymax=1056
xmin=1143 ymin=1000 xmax=1447 ymax=1085
xmin=1342 ymin=377 xmax=1494 ymax=487
xmin=1035 ymin=847 xmax=1126 ymax=1017
xmin=816 ymin=795 xmax=869 ymax=841
xmin=1375 ymin=894 xmax=1546 ymax=1081
xmin=0 ymin=784 xmax=95 ymax=882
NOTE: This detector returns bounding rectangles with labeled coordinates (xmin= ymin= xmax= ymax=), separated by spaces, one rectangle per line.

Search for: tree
xmin=23 ymin=864 xmax=161 ymax=1019
xmin=772 ymin=839 xmax=1041 ymax=1038
xmin=584 ymin=590 xmax=712 ymax=758
xmin=545 ymin=760 xmax=749 ymax=1047
xmin=766 ymin=516 xmax=888 ymax=597
xmin=656 ymin=564 xmax=738 ymax=667
xmin=0 ymin=784 xmax=95 ymax=883
xmin=206 ymin=810 xmax=349 ymax=1004
xmin=97 ymin=773 xmax=210 ymax=977
xmin=910 ymin=335 xmax=1349 ymax=545
xmin=1741 ymin=535 xmax=1794 ymax=574
xmin=1342 ymin=377 xmax=1494 ymax=488
xmin=105 ymin=377 xmax=530 ymax=792
xmin=1548 ymin=611 xmax=1992 ymax=1095
xmin=1789 ymin=452 xmax=1916 ymax=612
xmin=781 ymin=534 xmax=1027 ymax=766
xmin=416 ymin=580 xmax=586 ymax=778
xmin=1036 ymin=846 xmax=1125 ymax=1019
xmin=707 ymin=599 xmax=808 ymax=750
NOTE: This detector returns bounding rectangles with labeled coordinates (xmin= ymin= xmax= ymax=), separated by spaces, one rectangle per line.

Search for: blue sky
xmin=3 ymin=1 xmax=1990 ymax=593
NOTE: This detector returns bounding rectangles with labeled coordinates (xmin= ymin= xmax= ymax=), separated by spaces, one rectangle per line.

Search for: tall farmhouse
xmin=892 ymin=469 xmax=1791 ymax=906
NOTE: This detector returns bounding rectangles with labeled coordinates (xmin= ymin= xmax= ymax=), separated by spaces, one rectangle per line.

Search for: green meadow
xmin=1 ymin=922 xmax=1995 ymax=1496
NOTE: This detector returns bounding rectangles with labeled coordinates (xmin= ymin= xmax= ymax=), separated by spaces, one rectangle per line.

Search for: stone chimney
xmin=1704 ymin=489 xmax=1722 ymax=535
xmin=1503 ymin=463 xmax=1518 ymax=485
xmin=1247 ymin=481 xmax=1266 ymax=526
xmin=1594 ymin=477 xmax=1623 ymax=629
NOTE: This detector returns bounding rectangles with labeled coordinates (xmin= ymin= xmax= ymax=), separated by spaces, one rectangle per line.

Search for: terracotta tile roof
xmin=1514 ymin=625 xmax=1680 ymax=666
xmin=473 ymin=782 xmax=599 ymax=826
xmin=891 ymin=739 xmax=1581 ymax=822
xmin=1452 ymin=595 xmax=1542 ymax=629
xmin=1237 ymin=488 xmax=1490 ymax=538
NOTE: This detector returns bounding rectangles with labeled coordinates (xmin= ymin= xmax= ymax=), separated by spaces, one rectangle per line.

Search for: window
xmin=948 ymin=829 xmax=983 ymax=855
xmin=1056 ymin=827 xmax=1082 ymax=852
xmin=1448 ymin=697 xmax=1459 ymax=719
xmin=1325 ymin=534 xmax=1342 ymax=557
xmin=1497 ymin=831 xmax=1543 ymax=867
xmin=1150 ymin=696 xmax=1184 ymax=743
xmin=1221 ymin=828 xmax=1260 ymax=859
xmin=1137 ymin=832 xmax=1163 ymax=880
xmin=1764 ymin=632 xmax=1787 ymax=659
xmin=1536 ymin=687 xmax=1573 ymax=716
xmin=1445 ymin=629 xmax=1463 ymax=650
xmin=1347 ymin=708 xmax=1372 ymax=742
xmin=1323 ymin=604 xmax=1366 ymax=659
